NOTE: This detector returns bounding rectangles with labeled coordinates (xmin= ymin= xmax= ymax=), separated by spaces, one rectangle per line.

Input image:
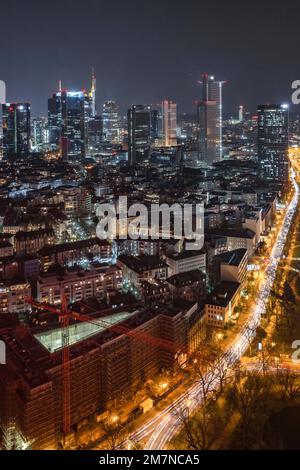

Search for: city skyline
xmin=1 ymin=0 xmax=300 ymax=457
xmin=1 ymin=0 xmax=300 ymax=116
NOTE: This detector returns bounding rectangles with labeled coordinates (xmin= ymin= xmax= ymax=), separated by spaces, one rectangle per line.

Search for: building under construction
xmin=0 ymin=300 xmax=203 ymax=449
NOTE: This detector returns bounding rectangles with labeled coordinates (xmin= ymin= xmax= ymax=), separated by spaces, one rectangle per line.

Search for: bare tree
xmin=244 ymin=325 xmax=256 ymax=355
xmin=275 ymin=369 xmax=300 ymax=401
xmin=191 ymin=353 xmax=219 ymax=406
xmin=172 ymin=396 xmax=223 ymax=450
xmin=257 ymin=348 xmax=273 ymax=376
xmin=212 ymin=347 xmax=231 ymax=394
xmin=101 ymin=421 xmax=126 ymax=450
xmin=226 ymin=370 xmax=272 ymax=448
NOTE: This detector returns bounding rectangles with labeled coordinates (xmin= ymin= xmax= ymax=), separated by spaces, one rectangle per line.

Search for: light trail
xmin=127 ymin=171 xmax=299 ymax=450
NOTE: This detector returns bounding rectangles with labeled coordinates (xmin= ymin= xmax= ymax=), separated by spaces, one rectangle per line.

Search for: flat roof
xmin=206 ymin=281 xmax=240 ymax=308
xmin=167 ymin=269 xmax=205 ymax=287
xmin=34 ymin=310 xmax=135 ymax=352
xmin=167 ymin=250 xmax=205 ymax=261
xmin=118 ymin=255 xmax=167 ymax=272
xmin=207 ymin=228 xmax=256 ymax=239
xmin=214 ymin=248 xmax=247 ymax=266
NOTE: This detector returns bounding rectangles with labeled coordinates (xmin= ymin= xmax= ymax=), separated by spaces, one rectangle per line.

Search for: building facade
xmin=257 ymin=104 xmax=289 ymax=185
xmin=127 ymin=105 xmax=151 ymax=167
xmin=197 ymin=74 xmax=224 ymax=165
xmin=2 ymin=103 xmax=31 ymax=157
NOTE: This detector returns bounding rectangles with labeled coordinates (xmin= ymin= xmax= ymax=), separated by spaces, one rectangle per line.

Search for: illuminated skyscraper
xmin=48 ymin=90 xmax=85 ymax=159
xmin=128 ymin=105 xmax=151 ymax=167
xmin=102 ymin=101 xmax=120 ymax=143
xmin=48 ymin=92 xmax=62 ymax=149
xmin=159 ymin=100 xmax=177 ymax=147
xmin=84 ymin=70 xmax=100 ymax=155
xmin=197 ymin=73 xmax=224 ymax=164
xmin=239 ymin=105 xmax=244 ymax=123
xmin=151 ymin=109 xmax=159 ymax=141
xmin=2 ymin=103 xmax=31 ymax=157
xmin=32 ymin=117 xmax=48 ymax=152
xmin=257 ymin=104 xmax=289 ymax=184
xmin=86 ymin=115 xmax=103 ymax=155
xmin=90 ymin=68 xmax=96 ymax=117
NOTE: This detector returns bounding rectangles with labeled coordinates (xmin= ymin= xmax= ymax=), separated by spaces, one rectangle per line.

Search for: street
xmin=125 ymin=170 xmax=300 ymax=450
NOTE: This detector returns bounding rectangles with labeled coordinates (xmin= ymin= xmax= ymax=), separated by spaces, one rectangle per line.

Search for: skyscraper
xmin=257 ymin=104 xmax=289 ymax=184
xmin=48 ymin=90 xmax=85 ymax=159
xmin=127 ymin=105 xmax=151 ymax=167
xmin=32 ymin=117 xmax=48 ymax=152
xmin=102 ymin=101 xmax=120 ymax=143
xmin=2 ymin=103 xmax=31 ymax=157
xmin=86 ymin=115 xmax=103 ymax=155
xmin=150 ymin=109 xmax=159 ymax=141
xmin=48 ymin=92 xmax=62 ymax=149
xmin=239 ymin=105 xmax=244 ymax=123
xmin=159 ymin=100 xmax=177 ymax=147
xmin=197 ymin=74 xmax=224 ymax=165
xmin=84 ymin=70 xmax=97 ymax=120
xmin=84 ymin=70 xmax=100 ymax=155
xmin=89 ymin=68 xmax=96 ymax=118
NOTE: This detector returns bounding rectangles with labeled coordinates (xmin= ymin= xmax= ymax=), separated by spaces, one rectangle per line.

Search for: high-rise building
xmin=159 ymin=100 xmax=177 ymax=147
xmin=84 ymin=70 xmax=100 ymax=155
xmin=48 ymin=92 xmax=62 ymax=149
xmin=197 ymin=74 xmax=224 ymax=165
xmin=127 ymin=105 xmax=151 ymax=167
xmin=151 ymin=109 xmax=159 ymax=141
xmin=48 ymin=90 xmax=85 ymax=159
xmin=102 ymin=101 xmax=120 ymax=143
xmin=32 ymin=117 xmax=48 ymax=152
xmin=84 ymin=70 xmax=97 ymax=120
xmin=2 ymin=103 xmax=31 ymax=157
xmin=86 ymin=115 xmax=103 ymax=154
xmin=239 ymin=105 xmax=244 ymax=123
xmin=257 ymin=104 xmax=289 ymax=184
xmin=89 ymin=68 xmax=96 ymax=118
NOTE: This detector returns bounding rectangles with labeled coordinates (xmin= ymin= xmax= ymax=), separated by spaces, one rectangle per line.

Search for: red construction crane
xmin=28 ymin=297 xmax=185 ymax=438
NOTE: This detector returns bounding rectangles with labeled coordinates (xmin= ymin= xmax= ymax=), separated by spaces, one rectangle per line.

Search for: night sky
xmin=1 ymin=0 xmax=300 ymax=116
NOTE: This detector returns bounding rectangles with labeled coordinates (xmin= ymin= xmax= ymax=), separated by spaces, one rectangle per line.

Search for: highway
xmin=127 ymin=171 xmax=300 ymax=450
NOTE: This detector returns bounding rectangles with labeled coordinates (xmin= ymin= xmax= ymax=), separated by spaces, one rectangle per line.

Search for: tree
xmin=275 ymin=369 xmax=300 ymax=401
xmin=257 ymin=348 xmax=273 ymax=376
xmin=212 ymin=347 xmax=231 ymax=394
xmin=101 ymin=421 xmax=126 ymax=450
xmin=172 ymin=395 xmax=224 ymax=450
xmin=226 ymin=370 xmax=272 ymax=449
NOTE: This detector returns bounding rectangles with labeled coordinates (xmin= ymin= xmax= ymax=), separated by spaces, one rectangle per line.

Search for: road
xmin=126 ymin=171 xmax=300 ymax=450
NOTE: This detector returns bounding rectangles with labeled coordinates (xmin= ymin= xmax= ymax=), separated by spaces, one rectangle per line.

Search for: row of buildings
xmin=2 ymin=99 xmax=289 ymax=186
xmin=0 ymin=72 xmax=290 ymax=449
xmin=1 ymin=69 xmax=179 ymax=163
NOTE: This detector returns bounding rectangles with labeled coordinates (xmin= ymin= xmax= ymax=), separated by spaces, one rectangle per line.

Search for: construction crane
xmin=28 ymin=297 xmax=185 ymax=439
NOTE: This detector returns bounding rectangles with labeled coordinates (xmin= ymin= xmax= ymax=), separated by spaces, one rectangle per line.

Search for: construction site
xmin=0 ymin=298 xmax=202 ymax=449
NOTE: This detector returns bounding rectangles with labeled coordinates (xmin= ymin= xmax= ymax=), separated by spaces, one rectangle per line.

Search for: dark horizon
xmin=1 ymin=0 xmax=300 ymax=116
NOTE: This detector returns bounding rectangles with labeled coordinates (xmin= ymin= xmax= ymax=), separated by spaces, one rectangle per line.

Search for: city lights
xmin=0 ymin=0 xmax=300 ymax=460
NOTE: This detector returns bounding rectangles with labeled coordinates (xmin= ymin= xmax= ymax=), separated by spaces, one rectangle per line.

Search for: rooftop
xmin=15 ymin=228 xmax=55 ymax=241
xmin=0 ymin=300 xmax=193 ymax=389
xmin=207 ymin=228 xmax=256 ymax=239
xmin=206 ymin=281 xmax=240 ymax=308
xmin=167 ymin=269 xmax=206 ymax=287
xmin=118 ymin=255 xmax=168 ymax=272
xmin=167 ymin=250 xmax=205 ymax=261
xmin=38 ymin=237 xmax=110 ymax=256
xmin=214 ymin=248 xmax=248 ymax=266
